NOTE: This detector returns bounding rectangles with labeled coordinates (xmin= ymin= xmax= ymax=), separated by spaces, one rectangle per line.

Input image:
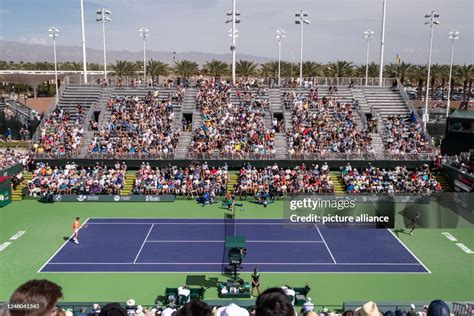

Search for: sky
xmin=0 ymin=0 xmax=473 ymax=65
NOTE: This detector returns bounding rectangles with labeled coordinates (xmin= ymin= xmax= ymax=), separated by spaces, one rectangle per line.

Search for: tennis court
xmin=39 ymin=218 xmax=429 ymax=273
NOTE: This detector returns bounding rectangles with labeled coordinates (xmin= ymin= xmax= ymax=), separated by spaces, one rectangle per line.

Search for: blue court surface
xmin=39 ymin=218 xmax=429 ymax=273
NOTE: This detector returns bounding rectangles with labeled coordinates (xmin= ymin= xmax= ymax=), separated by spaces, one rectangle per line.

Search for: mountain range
xmin=0 ymin=40 xmax=273 ymax=65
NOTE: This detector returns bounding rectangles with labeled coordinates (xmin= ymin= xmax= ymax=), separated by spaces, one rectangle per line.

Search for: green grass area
xmin=0 ymin=199 xmax=473 ymax=306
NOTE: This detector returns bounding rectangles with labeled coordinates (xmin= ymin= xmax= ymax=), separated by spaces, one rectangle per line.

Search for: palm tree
xmin=147 ymin=59 xmax=170 ymax=83
xmin=236 ymin=60 xmax=258 ymax=79
xmin=260 ymin=62 xmax=279 ymax=78
xmin=437 ymin=65 xmax=450 ymax=100
xmin=173 ymin=60 xmax=199 ymax=78
xmin=409 ymin=65 xmax=427 ymax=100
xmin=455 ymin=64 xmax=473 ymax=102
xmin=302 ymin=61 xmax=324 ymax=77
xmin=326 ymin=61 xmax=354 ymax=78
xmin=202 ymin=59 xmax=230 ymax=78
xmin=398 ymin=62 xmax=414 ymax=85
xmin=429 ymin=64 xmax=445 ymax=100
xmin=110 ymin=60 xmax=137 ymax=76
xmin=280 ymin=61 xmax=294 ymax=77
xmin=88 ymin=63 xmax=103 ymax=71
xmin=367 ymin=62 xmax=380 ymax=78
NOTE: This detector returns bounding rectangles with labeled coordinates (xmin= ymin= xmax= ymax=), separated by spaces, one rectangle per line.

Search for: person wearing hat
xmin=125 ymin=299 xmax=137 ymax=315
xmin=302 ymin=298 xmax=314 ymax=313
xmin=161 ymin=305 xmax=177 ymax=316
xmin=407 ymin=304 xmax=417 ymax=316
xmin=214 ymin=303 xmax=249 ymax=316
xmin=354 ymin=301 xmax=382 ymax=316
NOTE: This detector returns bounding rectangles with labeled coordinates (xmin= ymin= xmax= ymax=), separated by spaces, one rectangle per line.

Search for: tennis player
xmin=72 ymin=217 xmax=81 ymax=244
xmin=409 ymin=211 xmax=421 ymax=236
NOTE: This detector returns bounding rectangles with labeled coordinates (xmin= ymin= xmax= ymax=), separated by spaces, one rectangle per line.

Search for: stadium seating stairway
xmin=330 ymin=171 xmax=346 ymax=195
xmin=12 ymin=171 xmax=32 ymax=201
xmin=434 ymin=174 xmax=454 ymax=192
xmin=122 ymin=171 xmax=137 ymax=195
xmin=226 ymin=172 xmax=239 ymax=193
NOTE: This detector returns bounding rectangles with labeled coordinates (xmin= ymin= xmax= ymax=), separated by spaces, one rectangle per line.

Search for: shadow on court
xmin=185 ymin=275 xmax=219 ymax=288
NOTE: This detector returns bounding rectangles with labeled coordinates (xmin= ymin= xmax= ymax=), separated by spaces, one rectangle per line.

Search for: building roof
xmin=449 ymin=109 xmax=474 ymax=120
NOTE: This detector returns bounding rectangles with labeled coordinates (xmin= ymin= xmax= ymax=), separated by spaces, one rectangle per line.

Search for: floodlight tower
xmin=295 ymin=10 xmax=310 ymax=86
xmin=48 ymin=27 xmax=60 ymax=104
xmin=96 ymin=8 xmax=111 ymax=80
xmin=378 ymin=0 xmax=387 ymax=86
xmin=79 ymin=0 xmax=88 ymax=83
xmin=446 ymin=30 xmax=459 ymax=117
xmin=423 ymin=10 xmax=440 ymax=132
xmin=275 ymin=28 xmax=286 ymax=87
xmin=226 ymin=0 xmax=241 ymax=85
xmin=139 ymin=27 xmax=149 ymax=84
xmin=364 ymin=29 xmax=374 ymax=86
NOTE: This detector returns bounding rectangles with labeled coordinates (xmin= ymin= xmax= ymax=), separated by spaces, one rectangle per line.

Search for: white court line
xmin=37 ymin=217 xmax=90 ymax=273
xmin=133 ymin=224 xmax=154 ymax=264
xmin=46 ymin=262 xmax=421 ymax=265
xmin=386 ymin=228 xmax=431 ymax=274
xmin=314 ymin=224 xmax=337 ymax=264
xmin=145 ymin=240 xmax=325 ymax=243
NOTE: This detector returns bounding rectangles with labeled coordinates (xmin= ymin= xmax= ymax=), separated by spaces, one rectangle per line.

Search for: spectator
xmin=255 ymin=288 xmax=295 ymax=316
xmin=427 ymin=300 xmax=450 ymax=316
xmin=340 ymin=163 xmax=440 ymax=194
xmin=99 ymin=303 xmax=127 ymax=316
xmin=214 ymin=303 xmax=249 ymax=316
xmin=133 ymin=162 xmax=228 ymax=197
xmin=189 ymin=80 xmax=275 ymax=158
xmin=302 ymin=298 xmax=314 ymax=314
xmin=176 ymin=300 xmax=212 ymax=316
xmin=27 ymin=162 xmax=126 ymax=196
xmin=235 ymin=163 xmax=334 ymax=198
xmin=354 ymin=301 xmax=382 ymax=316
xmin=285 ymin=90 xmax=373 ymax=158
xmin=89 ymin=90 xmax=182 ymax=158
xmin=8 ymin=279 xmax=63 ymax=316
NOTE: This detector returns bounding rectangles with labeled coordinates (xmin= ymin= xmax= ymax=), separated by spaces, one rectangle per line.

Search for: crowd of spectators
xmin=340 ymin=163 xmax=441 ymax=194
xmin=284 ymin=90 xmax=373 ymax=158
xmin=382 ymin=115 xmax=431 ymax=156
xmin=233 ymin=162 xmax=334 ymax=197
xmin=445 ymin=152 xmax=473 ymax=175
xmin=26 ymin=161 xmax=127 ymax=196
xmin=133 ymin=162 xmax=228 ymax=197
xmin=0 ymin=149 xmax=30 ymax=170
xmin=1 ymin=279 xmax=456 ymax=316
xmin=88 ymin=89 xmax=183 ymax=158
xmin=189 ymin=80 xmax=275 ymax=158
xmin=33 ymin=106 xmax=84 ymax=157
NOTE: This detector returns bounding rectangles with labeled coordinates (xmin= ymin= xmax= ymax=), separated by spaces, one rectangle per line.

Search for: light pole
xmin=139 ymin=27 xmax=149 ymax=85
xmin=423 ymin=10 xmax=440 ymax=132
xmin=226 ymin=0 xmax=240 ymax=85
xmin=80 ymin=0 xmax=88 ymax=83
xmin=295 ymin=10 xmax=310 ymax=86
xmin=446 ymin=30 xmax=459 ymax=117
xmin=275 ymin=28 xmax=286 ymax=87
xmin=48 ymin=27 xmax=60 ymax=105
xmin=378 ymin=0 xmax=387 ymax=86
xmin=364 ymin=29 xmax=374 ymax=86
xmin=96 ymin=8 xmax=111 ymax=80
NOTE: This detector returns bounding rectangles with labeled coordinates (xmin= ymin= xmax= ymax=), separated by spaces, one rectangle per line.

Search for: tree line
xmin=1 ymin=59 xmax=472 ymax=101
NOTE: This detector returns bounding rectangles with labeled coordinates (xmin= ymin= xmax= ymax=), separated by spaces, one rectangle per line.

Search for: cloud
xmin=18 ymin=36 xmax=49 ymax=46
